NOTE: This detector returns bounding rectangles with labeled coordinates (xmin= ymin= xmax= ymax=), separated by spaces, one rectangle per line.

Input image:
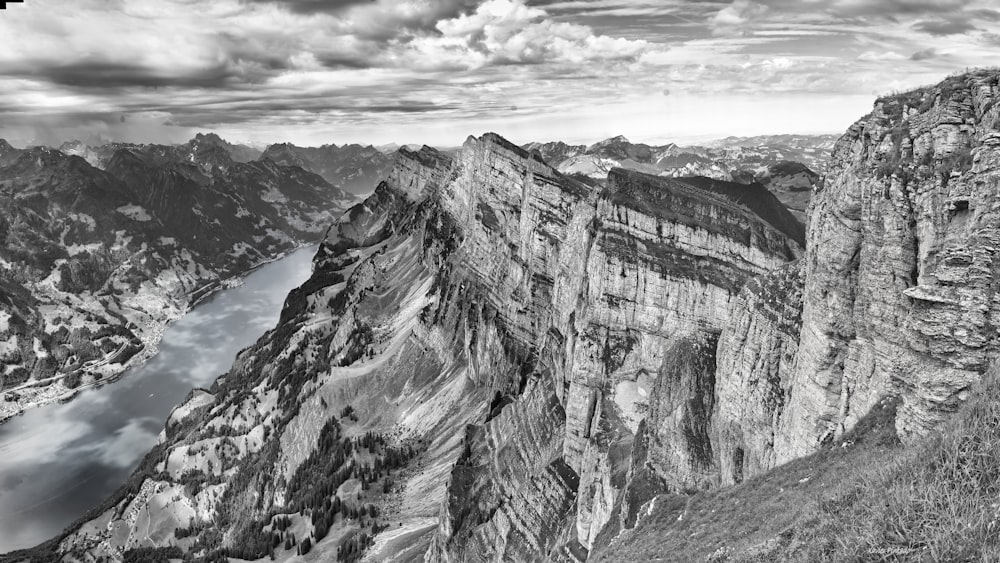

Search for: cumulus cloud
xmin=712 ymin=0 xmax=768 ymax=36
xmin=431 ymin=0 xmax=648 ymax=66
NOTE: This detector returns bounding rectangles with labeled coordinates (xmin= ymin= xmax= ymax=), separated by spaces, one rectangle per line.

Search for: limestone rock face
xmin=567 ymin=169 xmax=798 ymax=549
xmin=776 ymin=69 xmax=1000 ymax=463
xmin=713 ymin=262 xmax=803 ymax=485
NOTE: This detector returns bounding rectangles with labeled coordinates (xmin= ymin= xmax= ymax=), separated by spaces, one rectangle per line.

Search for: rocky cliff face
xmin=768 ymin=69 xmax=1000 ymax=462
xmin=559 ymin=69 xmax=1000 ymax=556
xmin=38 ymin=132 xmax=801 ymax=562
xmin=712 ymin=262 xmax=803 ymax=485
xmin=0 ymin=141 xmax=355 ymax=422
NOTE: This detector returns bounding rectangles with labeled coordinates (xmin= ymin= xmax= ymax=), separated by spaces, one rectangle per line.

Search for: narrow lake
xmin=0 ymin=245 xmax=318 ymax=552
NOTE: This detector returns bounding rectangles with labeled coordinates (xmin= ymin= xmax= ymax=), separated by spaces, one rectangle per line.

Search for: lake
xmin=0 ymin=245 xmax=318 ymax=552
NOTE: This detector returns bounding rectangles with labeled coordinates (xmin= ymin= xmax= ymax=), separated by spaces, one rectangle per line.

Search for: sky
xmin=0 ymin=0 xmax=997 ymax=148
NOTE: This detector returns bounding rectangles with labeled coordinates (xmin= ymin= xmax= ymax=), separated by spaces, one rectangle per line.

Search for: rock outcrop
xmin=712 ymin=262 xmax=803 ymax=485
xmin=771 ymin=69 xmax=1000 ymax=461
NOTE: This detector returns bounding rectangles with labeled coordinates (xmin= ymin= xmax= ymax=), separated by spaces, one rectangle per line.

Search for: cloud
xmin=242 ymin=0 xmax=376 ymax=14
xmin=0 ymin=0 xmax=996 ymax=148
xmin=910 ymin=47 xmax=939 ymax=60
xmin=712 ymin=0 xmax=768 ymax=35
xmin=431 ymin=0 xmax=649 ymax=67
xmin=11 ymin=61 xmax=238 ymax=89
xmin=912 ymin=17 xmax=977 ymax=35
xmin=857 ymin=51 xmax=907 ymax=62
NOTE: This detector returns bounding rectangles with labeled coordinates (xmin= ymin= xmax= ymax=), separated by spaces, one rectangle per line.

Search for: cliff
xmin=771 ymin=69 xmax=1000 ymax=464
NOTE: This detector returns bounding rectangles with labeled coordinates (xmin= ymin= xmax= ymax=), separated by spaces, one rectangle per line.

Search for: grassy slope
xmin=593 ymin=368 xmax=1000 ymax=562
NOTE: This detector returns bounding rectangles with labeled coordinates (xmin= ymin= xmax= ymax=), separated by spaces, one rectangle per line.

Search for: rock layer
xmin=773 ymin=70 xmax=1000 ymax=465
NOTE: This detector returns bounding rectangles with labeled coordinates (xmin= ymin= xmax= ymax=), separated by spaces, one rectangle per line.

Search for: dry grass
xmin=826 ymin=372 xmax=1000 ymax=562
xmin=593 ymin=369 xmax=1000 ymax=562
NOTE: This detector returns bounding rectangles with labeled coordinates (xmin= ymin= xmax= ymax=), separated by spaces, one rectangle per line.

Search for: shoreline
xmin=0 ymin=241 xmax=319 ymax=426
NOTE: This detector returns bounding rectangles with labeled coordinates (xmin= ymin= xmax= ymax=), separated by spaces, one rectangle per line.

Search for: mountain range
xmin=59 ymin=134 xmax=395 ymax=198
xmin=6 ymin=69 xmax=1000 ymax=562
xmin=522 ymin=134 xmax=835 ymax=222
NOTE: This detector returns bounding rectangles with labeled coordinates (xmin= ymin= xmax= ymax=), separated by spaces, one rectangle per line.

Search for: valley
xmin=0 ymin=244 xmax=317 ymax=552
xmin=0 ymin=134 xmax=357 ymax=423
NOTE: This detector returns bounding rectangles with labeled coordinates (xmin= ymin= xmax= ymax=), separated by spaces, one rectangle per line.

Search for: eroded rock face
xmin=644 ymin=331 xmax=720 ymax=491
xmin=567 ymin=169 xmax=798 ymax=549
xmin=713 ymin=262 xmax=803 ymax=485
xmin=774 ymin=69 xmax=1000 ymax=464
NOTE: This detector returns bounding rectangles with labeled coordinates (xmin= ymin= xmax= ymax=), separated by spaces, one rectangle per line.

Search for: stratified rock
xmin=777 ymin=69 xmax=1000 ymax=463
xmin=713 ymin=262 xmax=803 ymax=485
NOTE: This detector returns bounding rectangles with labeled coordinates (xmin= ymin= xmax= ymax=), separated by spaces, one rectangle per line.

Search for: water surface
xmin=0 ymin=245 xmax=317 ymax=552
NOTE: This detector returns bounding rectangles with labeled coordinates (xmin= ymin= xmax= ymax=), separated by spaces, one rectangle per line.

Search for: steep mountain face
xmin=0 ymin=142 xmax=355 ymax=422
xmin=768 ymin=69 xmax=1000 ymax=462
xmin=260 ymin=142 xmax=394 ymax=196
xmin=41 ymin=133 xmax=801 ymax=562
xmin=523 ymin=135 xmax=833 ymax=223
